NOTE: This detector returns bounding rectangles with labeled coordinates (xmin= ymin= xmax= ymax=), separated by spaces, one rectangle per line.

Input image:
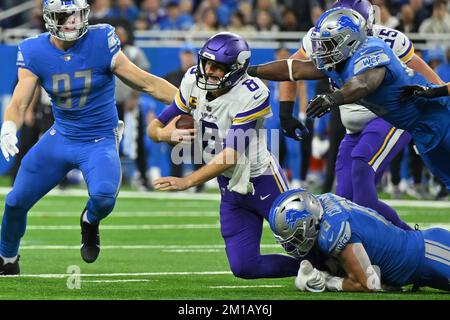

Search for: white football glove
xmin=0 ymin=121 xmax=19 ymax=162
xmin=117 ymin=120 xmax=124 ymax=143
xmin=294 ymin=260 xmax=327 ymax=293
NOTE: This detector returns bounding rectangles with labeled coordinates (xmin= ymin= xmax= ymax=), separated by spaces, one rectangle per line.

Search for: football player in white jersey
xmin=148 ymin=33 xmax=324 ymax=279
xmin=277 ymin=0 xmax=445 ymax=231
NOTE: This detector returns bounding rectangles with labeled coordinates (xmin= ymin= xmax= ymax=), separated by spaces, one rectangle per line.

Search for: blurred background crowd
xmin=0 ymin=0 xmax=449 ymax=200
xmin=2 ymin=0 xmax=450 ymax=34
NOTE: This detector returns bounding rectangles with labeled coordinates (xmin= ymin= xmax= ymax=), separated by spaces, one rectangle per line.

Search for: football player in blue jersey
xmin=269 ymin=189 xmax=450 ymax=292
xmin=247 ymin=7 xmax=450 ymax=190
xmin=0 ymin=0 xmax=177 ymax=274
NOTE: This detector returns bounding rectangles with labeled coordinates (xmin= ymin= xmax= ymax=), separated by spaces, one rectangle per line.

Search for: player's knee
xmin=228 ymin=258 xmax=258 ymax=279
xmin=5 ymin=191 xmax=32 ymax=212
xmin=89 ymin=195 xmax=116 ymax=219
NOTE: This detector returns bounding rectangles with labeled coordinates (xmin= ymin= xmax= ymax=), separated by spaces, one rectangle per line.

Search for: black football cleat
xmin=0 ymin=255 xmax=20 ymax=275
xmin=80 ymin=209 xmax=100 ymax=263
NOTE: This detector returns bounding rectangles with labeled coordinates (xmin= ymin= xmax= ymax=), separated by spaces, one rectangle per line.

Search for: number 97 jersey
xmin=16 ymin=24 xmax=121 ymax=141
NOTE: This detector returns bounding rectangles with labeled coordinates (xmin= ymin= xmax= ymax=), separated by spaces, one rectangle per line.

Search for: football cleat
xmin=0 ymin=255 xmax=20 ymax=275
xmin=80 ymin=208 xmax=100 ymax=263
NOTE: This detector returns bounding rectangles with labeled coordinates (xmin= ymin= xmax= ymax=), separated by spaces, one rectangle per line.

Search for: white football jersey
xmin=174 ymin=66 xmax=273 ymax=178
xmin=301 ymin=25 xmax=415 ymax=133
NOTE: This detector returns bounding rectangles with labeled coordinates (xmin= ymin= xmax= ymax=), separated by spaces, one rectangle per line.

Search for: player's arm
xmin=112 ymin=51 xmax=177 ymax=105
xmin=279 ymin=49 xmax=310 ymax=140
xmin=153 ymin=147 xmax=238 ymax=191
xmin=400 ymin=83 xmax=450 ymax=100
xmin=0 ymin=68 xmax=39 ymax=161
xmin=147 ymin=93 xmax=196 ymax=144
xmin=325 ymin=243 xmax=381 ymax=292
xmin=306 ymin=67 xmax=386 ymax=118
xmin=247 ymin=59 xmax=327 ymax=82
xmin=407 ymin=54 xmax=444 ymax=85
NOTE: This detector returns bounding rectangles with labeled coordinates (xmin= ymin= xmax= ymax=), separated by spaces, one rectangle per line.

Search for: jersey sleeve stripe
xmin=175 ymin=90 xmax=189 ymax=112
xmin=398 ymin=41 xmax=414 ymax=61
xmin=234 ymin=96 xmax=270 ymax=119
xmin=232 ymin=106 xmax=271 ymax=124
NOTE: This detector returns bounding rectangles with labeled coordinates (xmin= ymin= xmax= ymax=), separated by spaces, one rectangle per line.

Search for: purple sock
xmin=352 ymin=159 xmax=412 ymax=231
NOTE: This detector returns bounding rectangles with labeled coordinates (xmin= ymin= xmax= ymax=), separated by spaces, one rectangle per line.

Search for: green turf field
xmin=0 ymin=189 xmax=448 ymax=300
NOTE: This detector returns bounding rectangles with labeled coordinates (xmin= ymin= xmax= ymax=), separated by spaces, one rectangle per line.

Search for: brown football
xmin=176 ymin=114 xmax=195 ymax=129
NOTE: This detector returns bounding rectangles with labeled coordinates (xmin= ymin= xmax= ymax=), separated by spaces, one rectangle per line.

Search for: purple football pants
xmin=335 ymin=118 xmax=413 ymax=231
xmin=217 ymin=156 xmax=301 ymax=279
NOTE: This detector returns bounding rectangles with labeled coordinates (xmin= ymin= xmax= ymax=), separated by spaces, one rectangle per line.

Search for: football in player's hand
xmin=176 ymin=114 xmax=195 ymax=129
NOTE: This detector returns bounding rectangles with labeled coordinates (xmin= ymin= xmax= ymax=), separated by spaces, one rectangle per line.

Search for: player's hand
xmin=306 ymin=94 xmax=336 ymax=118
xmin=294 ymin=260 xmax=326 ymax=293
xmin=0 ymin=121 xmax=19 ymax=162
xmin=400 ymin=84 xmax=448 ymax=101
xmin=153 ymin=176 xmax=192 ymax=191
xmin=117 ymin=120 xmax=125 ymax=143
xmin=280 ymin=115 xmax=309 ymax=141
xmin=158 ymin=115 xmax=196 ymax=144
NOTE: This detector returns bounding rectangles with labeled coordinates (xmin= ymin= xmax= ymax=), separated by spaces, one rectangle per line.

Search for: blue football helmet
xmin=269 ymin=189 xmax=323 ymax=258
xmin=310 ymin=7 xmax=367 ymax=70
xmin=196 ymin=32 xmax=251 ymax=91
xmin=43 ymin=0 xmax=90 ymax=42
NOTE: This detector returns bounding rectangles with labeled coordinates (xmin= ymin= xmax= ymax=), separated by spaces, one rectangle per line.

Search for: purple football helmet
xmin=332 ymin=0 xmax=375 ymax=34
xmin=196 ymin=32 xmax=251 ymax=91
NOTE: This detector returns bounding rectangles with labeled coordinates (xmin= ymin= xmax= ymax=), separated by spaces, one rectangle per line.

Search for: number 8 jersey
xmin=174 ymin=66 xmax=273 ymax=179
xmin=16 ymin=24 xmax=121 ymax=141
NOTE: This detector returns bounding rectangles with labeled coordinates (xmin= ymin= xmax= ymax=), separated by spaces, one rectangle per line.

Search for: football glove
xmin=279 ymin=101 xmax=309 ymax=141
xmin=117 ymin=120 xmax=124 ymax=143
xmin=306 ymin=91 xmax=344 ymax=118
xmin=400 ymin=84 xmax=448 ymax=101
xmin=294 ymin=260 xmax=327 ymax=293
xmin=0 ymin=121 xmax=19 ymax=162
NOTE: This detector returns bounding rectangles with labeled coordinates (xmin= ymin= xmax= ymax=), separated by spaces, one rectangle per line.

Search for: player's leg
xmin=419 ymin=127 xmax=450 ymax=190
xmin=351 ymin=118 xmax=412 ymax=230
xmin=335 ymin=134 xmax=359 ymax=200
xmin=218 ymin=172 xmax=300 ymax=279
xmin=77 ymin=136 xmax=121 ymax=262
xmin=418 ymin=228 xmax=450 ymax=291
xmin=0 ymin=130 xmax=71 ymax=272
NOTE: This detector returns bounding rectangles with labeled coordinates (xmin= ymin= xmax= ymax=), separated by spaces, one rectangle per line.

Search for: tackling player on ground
xmin=0 ymin=0 xmax=177 ymax=275
xmin=269 ymin=189 xmax=450 ymax=292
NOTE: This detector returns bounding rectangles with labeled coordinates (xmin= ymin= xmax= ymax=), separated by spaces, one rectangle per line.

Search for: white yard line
xmin=1 ymin=271 xmax=232 ymax=279
xmin=81 ymin=279 xmax=157 ymax=283
xmin=24 ymin=224 xmax=220 ymax=230
xmin=18 ymin=222 xmax=450 ymax=231
xmin=26 ymin=211 xmax=218 ymax=217
xmin=18 ymin=244 xmax=281 ymax=250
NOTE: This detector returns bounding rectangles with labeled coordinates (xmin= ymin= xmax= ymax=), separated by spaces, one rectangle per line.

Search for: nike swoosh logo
xmin=328 ymin=232 xmax=334 ymax=242
xmin=260 ymin=194 xmax=271 ymax=200
xmin=94 ymin=138 xmax=106 ymax=143
xmin=253 ymin=93 xmax=263 ymax=100
xmin=402 ymin=38 xmax=406 ymax=46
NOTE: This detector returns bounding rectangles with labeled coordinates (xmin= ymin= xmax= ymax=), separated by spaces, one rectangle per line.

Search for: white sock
xmin=82 ymin=211 xmax=91 ymax=224
xmin=1 ymin=255 xmax=17 ymax=264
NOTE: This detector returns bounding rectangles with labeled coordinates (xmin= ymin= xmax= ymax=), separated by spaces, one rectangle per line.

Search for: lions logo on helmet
xmin=196 ymin=32 xmax=251 ymax=91
xmin=310 ymin=7 xmax=367 ymax=70
xmin=269 ymin=189 xmax=323 ymax=258
xmin=43 ymin=0 xmax=90 ymax=42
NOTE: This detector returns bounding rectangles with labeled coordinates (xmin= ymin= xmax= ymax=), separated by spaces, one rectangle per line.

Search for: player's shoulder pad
xmin=231 ymin=76 xmax=271 ymax=125
xmin=17 ymin=33 xmax=46 ymax=68
xmin=317 ymin=193 xmax=352 ymax=257
xmin=373 ymin=24 xmax=413 ymax=62
xmin=352 ymin=37 xmax=391 ymax=76
xmin=18 ymin=33 xmax=45 ymax=53
xmin=181 ymin=65 xmax=198 ymax=85
xmin=89 ymin=23 xmax=120 ymax=51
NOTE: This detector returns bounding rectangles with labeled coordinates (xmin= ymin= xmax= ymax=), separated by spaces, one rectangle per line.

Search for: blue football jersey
xmin=316 ymin=193 xmax=424 ymax=287
xmin=322 ymin=37 xmax=450 ymax=154
xmin=16 ymin=24 xmax=121 ymax=141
